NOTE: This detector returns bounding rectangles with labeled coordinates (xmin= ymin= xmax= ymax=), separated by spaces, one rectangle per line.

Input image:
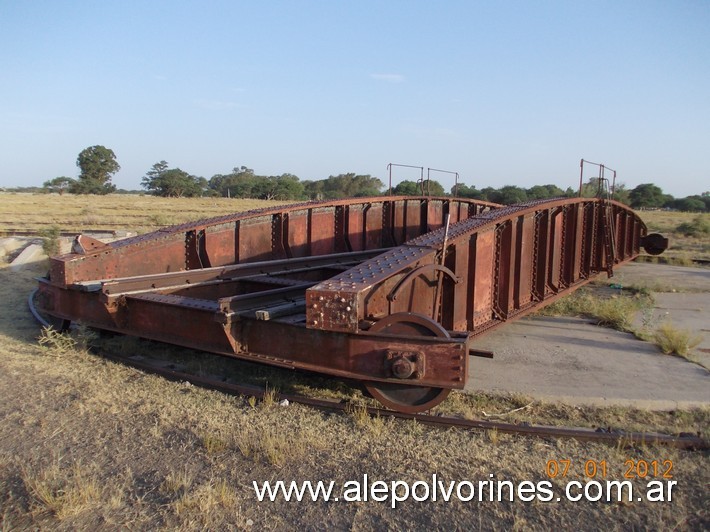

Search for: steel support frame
xmin=36 ymin=278 xmax=470 ymax=389
xmin=36 ymin=195 xmax=660 ymax=397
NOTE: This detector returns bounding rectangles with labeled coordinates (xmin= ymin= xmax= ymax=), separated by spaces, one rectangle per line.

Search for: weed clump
xmin=346 ymin=403 xmax=386 ymax=436
xmin=537 ymin=289 xmax=652 ymax=332
xmin=22 ymin=462 xmax=101 ymax=518
xmin=201 ymin=433 xmax=228 ymax=455
xmin=675 ymin=215 xmax=710 ymax=237
xmin=37 ymin=324 xmax=100 ymax=357
xmin=160 ymin=468 xmax=194 ymax=499
xmin=593 ymin=297 xmax=641 ymax=331
xmin=653 ymin=322 xmax=702 ymax=357
xmin=37 ymin=326 xmax=77 ymax=356
xmin=149 ymin=213 xmax=173 ymax=226
xmin=261 ymin=385 xmax=278 ymax=408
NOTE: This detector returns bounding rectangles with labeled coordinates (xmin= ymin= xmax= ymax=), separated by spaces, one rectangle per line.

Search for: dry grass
xmin=538 ymin=284 xmax=707 ymax=360
xmin=537 ymin=288 xmax=652 ymax=332
xmin=261 ymin=385 xmax=279 ymax=408
xmin=1 ymin=279 xmax=708 ymax=529
xmin=160 ymin=467 xmax=194 ymax=498
xmin=639 ymin=210 xmax=710 ymax=262
xmin=1 ymin=201 xmax=709 ymax=529
xmin=200 ymin=432 xmax=229 ymax=455
xmin=37 ymin=326 xmax=77 ymax=356
xmin=22 ymin=461 xmax=102 ymax=519
xmin=0 ymin=192 xmax=288 ymax=234
xmin=171 ymin=478 xmax=241 ymax=520
xmin=346 ymin=403 xmax=387 ymax=437
xmin=653 ymin=322 xmax=703 ymax=358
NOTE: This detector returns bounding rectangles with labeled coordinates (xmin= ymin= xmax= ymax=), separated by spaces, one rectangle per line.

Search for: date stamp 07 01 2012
xmin=545 ymin=459 xmax=673 ymax=480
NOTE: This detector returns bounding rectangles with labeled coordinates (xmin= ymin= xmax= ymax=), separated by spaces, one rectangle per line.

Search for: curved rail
xmin=108 ymin=352 xmax=710 ymax=450
xmin=27 ymin=293 xmax=707 ymax=450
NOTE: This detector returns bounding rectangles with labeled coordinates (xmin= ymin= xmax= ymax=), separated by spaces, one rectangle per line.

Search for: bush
xmin=39 ymin=225 xmax=62 ymax=256
xmin=676 ymin=215 xmax=710 ymax=237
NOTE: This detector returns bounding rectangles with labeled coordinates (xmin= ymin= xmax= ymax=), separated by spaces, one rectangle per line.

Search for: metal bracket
xmin=72 ymin=235 xmax=107 ymax=254
xmin=388 ymin=264 xmax=459 ymax=302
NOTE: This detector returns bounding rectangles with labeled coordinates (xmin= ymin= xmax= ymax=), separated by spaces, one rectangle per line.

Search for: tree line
xmin=31 ymin=145 xmax=710 ymax=212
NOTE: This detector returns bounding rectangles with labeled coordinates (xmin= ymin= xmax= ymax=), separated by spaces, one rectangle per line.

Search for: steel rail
xmin=80 ymin=348 xmax=710 ymax=451
xmin=28 ymin=289 xmax=708 ymax=450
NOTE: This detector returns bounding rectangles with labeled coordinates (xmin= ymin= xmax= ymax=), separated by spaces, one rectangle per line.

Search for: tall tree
xmin=527 ymin=184 xmax=565 ymax=200
xmin=142 ymin=160 xmax=169 ymax=187
xmin=303 ymin=179 xmax=324 ymax=200
xmin=422 ymin=179 xmax=445 ymax=196
xmin=490 ymin=185 xmax=528 ymax=205
xmin=611 ymin=183 xmax=631 ymax=205
xmin=142 ymin=161 xmax=204 ymax=197
xmin=579 ymin=177 xmax=605 ymax=198
xmin=267 ymin=173 xmax=305 ymax=200
xmin=317 ymin=173 xmax=384 ymax=199
xmin=451 ymin=183 xmax=483 ymax=199
xmin=72 ymin=145 xmax=120 ymax=194
xmin=393 ymin=180 xmax=423 ymax=195
xmin=629 ymin=183 xmax=669 ymax=209
xmin=208 ymin=166 xmax=256 ymax=197
xmin=394 ymin=178 xmax=448 ymax=196
xmin=668 ymin=196 xmax=706 ymax=212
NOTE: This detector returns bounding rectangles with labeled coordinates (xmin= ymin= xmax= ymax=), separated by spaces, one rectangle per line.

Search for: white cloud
xmin=370 ymin=73 xmax=405 ymax=83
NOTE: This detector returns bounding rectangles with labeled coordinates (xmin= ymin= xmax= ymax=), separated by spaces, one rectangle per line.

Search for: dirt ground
xmin=1 ymin=262 xmax=708 ymax=530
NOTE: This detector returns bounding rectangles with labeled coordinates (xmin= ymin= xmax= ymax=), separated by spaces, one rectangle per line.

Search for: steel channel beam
xmin=36 ymin=279 xmax=469 ymax=388
xmin=93 ymin=249 xmax=387 ymax=295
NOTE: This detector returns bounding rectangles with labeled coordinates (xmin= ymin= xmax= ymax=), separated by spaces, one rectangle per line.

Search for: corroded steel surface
xmin=48 ymin=196 xmax=497 ymax=285
xmin=35 ymin=195 xmax=665 ymax=412
xmin=306 ymin=197 xmax=657 ymax=338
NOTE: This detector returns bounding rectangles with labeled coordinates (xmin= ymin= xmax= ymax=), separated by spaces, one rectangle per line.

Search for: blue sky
xmin=1 ymin=1 xmax=708 ymax=197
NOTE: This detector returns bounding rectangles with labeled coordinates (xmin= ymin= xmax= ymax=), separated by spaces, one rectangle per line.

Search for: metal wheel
xmin=364 ymin=312 xmax=451 ymax=413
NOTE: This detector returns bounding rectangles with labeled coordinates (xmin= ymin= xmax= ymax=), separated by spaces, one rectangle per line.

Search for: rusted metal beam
xmin=306 ymin=197 xmax=661 ymax=340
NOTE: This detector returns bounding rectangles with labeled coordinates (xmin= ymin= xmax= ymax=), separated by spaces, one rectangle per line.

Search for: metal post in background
xmin=427 ymin=168 xmax=460 ymax=197
xmin=580 ymin=159 xmax=617 ymax=198
xmin=387 ymin=163 xmax=424 ymax=196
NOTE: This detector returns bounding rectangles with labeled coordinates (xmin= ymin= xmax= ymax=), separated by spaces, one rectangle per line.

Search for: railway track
xmin=29 ymin=289 xmax=709 ymax=451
